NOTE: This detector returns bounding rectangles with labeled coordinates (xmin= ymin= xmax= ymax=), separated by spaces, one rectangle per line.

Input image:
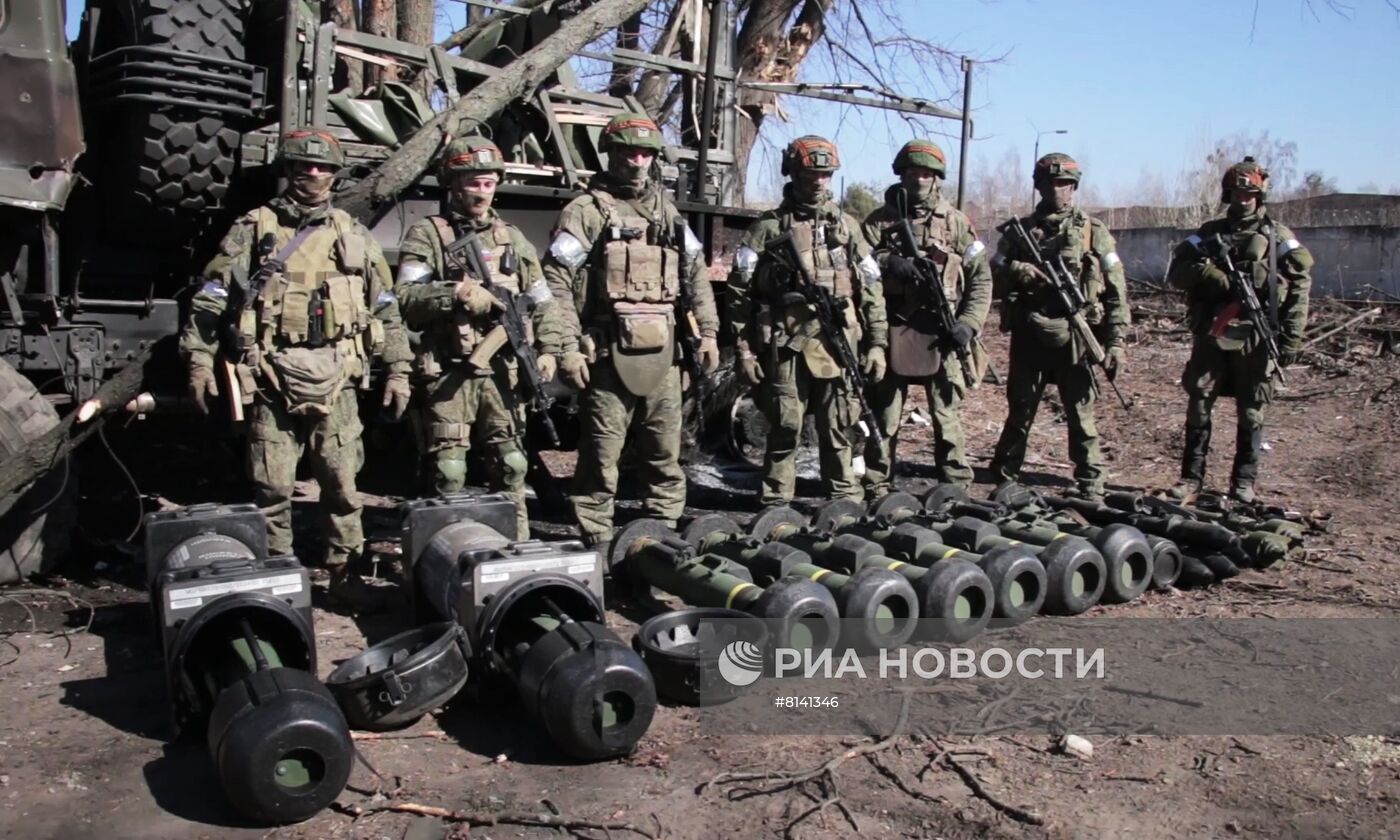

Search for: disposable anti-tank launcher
xmin=811 ymin=496 xmax=1046 ymax=627
xmin=743 ymin=503 xmax=994 ymax=642
xmin=609 ymin=518 xmax=841 ymax=652
xmin=680 ymin=513 xmax=919 ymax=652
xmin=862 ymin=489 xmax=1111 ymax=617
xmin=403 ymin=494 xmax=655 ymax=760
xmin=143 ymin=504 xmax=351 ymax=825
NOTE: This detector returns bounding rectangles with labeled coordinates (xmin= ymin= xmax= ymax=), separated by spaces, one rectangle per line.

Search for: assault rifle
xmin=887 ymin=218 xmax=1001 ymax=386
xmin=671 ymin=219 xmax=708 ymax=398
xmin=1001 ymin=217 xmax=1130 ymax=409
xmin=444 ymin=232 xmax=560 ymax=446
xmin=762 ymin=232 xmax=882 ymax=443
xmin=1210 ymin=233 xmax=1286 ymax=385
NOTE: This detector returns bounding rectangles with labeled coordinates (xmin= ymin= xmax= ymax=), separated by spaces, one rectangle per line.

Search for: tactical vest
xmin=240 ymin=207 xmax=384 ymax=388
xmin=1188 ymin=217 xmax=1280 ymax=347
xmin=881 ymin=207 xmax=965 ymax=379
xmin=427 ymin=216 xmax=530 ymax=367
xmin=1011 ymin=211 xmax=1105 ymax=325
xmin=587 ymin=189 xmax=683 ymax=396
xmin=882 ymin=207 xmax=965 ymax=307
xmin=771 ymin=210 xmax=863 ymax=379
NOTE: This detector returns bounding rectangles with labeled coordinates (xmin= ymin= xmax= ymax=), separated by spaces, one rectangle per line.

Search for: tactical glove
xmin=698 ymin=334 xmax=720 ymax=375
xmin=188 ymin=362 xmax=219 ymax=415
xmin=949 ymin=322 xmax=975 ymax=351
xmin=884 ymin=254 xmax=920 ymax=285
xmin=862 ymin=346 xmax=887 ymax=382
xmin=1201 ymin=264 xmax=1231 ymax=295
xmin=736 ymin=349 xmax=764 ymax=387
xmin=537 ymin=353 xmax=557 ymax=383
xmin=1104 ymin=345 xmax=1126 ymax=382
xmin=560 ymin=351 xmax=590 ymax=390
xmin=456 ymin=280 xmax=503 ymax=316
xmin=381 ymin=371 xmax=411 ymax=420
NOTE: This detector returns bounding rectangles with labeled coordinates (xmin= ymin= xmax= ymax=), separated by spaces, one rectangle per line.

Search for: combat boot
xmin=327 ymin=565 xmax=391 ymax=614
xmin=1167 ymin=478 xmax=1202 ymax=501
xmin=1228 ymin=480 xmax=1257 ymax=505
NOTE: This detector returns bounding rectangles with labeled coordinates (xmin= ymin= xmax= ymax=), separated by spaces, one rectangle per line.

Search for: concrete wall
xmin=1111 ymin=224 xmax=1400 ymax=299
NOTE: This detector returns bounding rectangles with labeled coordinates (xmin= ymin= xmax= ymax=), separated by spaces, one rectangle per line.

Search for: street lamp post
xmin=1031 ymin=128 xmax=1069 ymax=206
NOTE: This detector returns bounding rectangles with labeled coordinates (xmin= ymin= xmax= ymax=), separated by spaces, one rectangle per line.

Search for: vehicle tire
xmin=89 ymin=0 xmax=248 ymax=242
xmin=0 ymin=362 xmax=76 ymax=584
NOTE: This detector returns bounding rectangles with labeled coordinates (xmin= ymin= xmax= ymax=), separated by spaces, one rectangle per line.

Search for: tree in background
xmin=838 ymin=181 xmax=881 ymax=220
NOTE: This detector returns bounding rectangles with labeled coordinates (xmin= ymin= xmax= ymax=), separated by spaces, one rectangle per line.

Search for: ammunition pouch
xmin=610 ymin=302 xmax=675 ymax=396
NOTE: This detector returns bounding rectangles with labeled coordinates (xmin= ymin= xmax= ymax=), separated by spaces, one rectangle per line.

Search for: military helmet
xmin=599 ymin=113 xmax=666 ymax=153
xmin=1033 ymin=152 xmax=1081 ymax=186
xmin=278 ymin=129 xmax=345 ymax=168
xmin=1220 ymin=156 xmax=1269 ymax=203
xmin=892 ymin=139 xmax=947 ymax=176
xmin=441 ymin=136 xmax=506 ymax=177
xmin=781 ymin=135 xmax=841 ymax=176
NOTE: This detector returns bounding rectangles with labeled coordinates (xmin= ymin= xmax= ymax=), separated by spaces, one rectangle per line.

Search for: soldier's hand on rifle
xmin=950 ymin=322 xmax=975 ymax=351
xmin=862 ymin=346 xmax=887 ymax=382
xmin=884 ymin=254 xmax=920 ymax=285
xmin=699 ymin=334 xmax=720 ymax=375
xmin=560 ymin=351 xmax=590 ymax=390
xmin=188 ymin=361 xmax=219 ymax=415
xmin=1104 ymin=345 xmax=1126 ymax=382
xmin=382 ymin=371 xmax=411 ymax=421
xmin=537 ymin=353 xmax=557 ymax=383
xmin=1012 ymin=261 xmax=1051 ymax=288
xmin=455 ymin=280 xmax=503 ymax=316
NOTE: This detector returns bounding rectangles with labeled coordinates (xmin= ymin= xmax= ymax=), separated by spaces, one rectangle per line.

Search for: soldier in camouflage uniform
xmin=542 ymin=113 xmax=720 ymax=546
xmin=988 ymin=153 xmax=1130 ymax=499
xmin=395 ymin=137 xmax=564 ymax=538
xmin=729 ymin=136 xmax=888 ymax=505
xmin=860 ymin=139 xmax=991 ymax=493
xmin=1166 ymin=157 xmax=1313 ymax=504
xmin=181 ymin=130 xmax=412 ymax=608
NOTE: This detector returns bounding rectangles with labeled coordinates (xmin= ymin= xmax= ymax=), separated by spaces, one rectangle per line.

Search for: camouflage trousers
xmin=571 ymin=359 xmax=685 ymax=544
xmin=863 ymin=360 xmax=971 ymax=497
xmin=759 ymin=348 xmax=861 ymax=506
xmin=423 ymin=364 xmax=530 ymax=540
xmin=990 ymin=330 xmax=1104 ymax=495
xmin=247 ymin=387 xmax=364 ymax=567
xmin=1179 ymin=336 xmax=1273 ymax=487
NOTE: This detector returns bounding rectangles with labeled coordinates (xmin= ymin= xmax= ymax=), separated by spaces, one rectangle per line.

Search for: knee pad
xmin=435 ymin=456 xmax=468 ymax=489
xmin=498 ymin=447 xmax=529 ymax=485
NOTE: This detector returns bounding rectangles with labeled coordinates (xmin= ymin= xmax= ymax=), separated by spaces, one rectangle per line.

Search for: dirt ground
xmin=3 ymin=292 xmax=1399 ymax=840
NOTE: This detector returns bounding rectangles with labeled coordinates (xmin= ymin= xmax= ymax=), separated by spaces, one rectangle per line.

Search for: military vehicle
xmin=0 ymin=0 xmax=972 ymax=582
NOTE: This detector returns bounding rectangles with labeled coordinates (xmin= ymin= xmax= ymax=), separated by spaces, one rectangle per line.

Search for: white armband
xmin=735 ymin=245 xmax=759 ymax=273
xmin=548 ymin=232 xmax=588 ymax=270
xmin=396 ymin=262 xmax=432 ymax=284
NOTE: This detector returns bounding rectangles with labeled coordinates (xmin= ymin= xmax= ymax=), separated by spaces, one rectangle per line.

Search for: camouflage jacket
xmin=396 ymin=208 xmax=565 ymax=374
xmin=180 ymin=196 xmax=411 ymax=378
xmin=1167 ymin=209 xmax=1312 ymax=354
xmin=541 ymin=176 xmax=719 ymax=355
xmin=728 ymin=189 xmax=888 ymax=355
xmin=862 ymin=184 xmax=991 ymax=335
xmin=993 ymin=205 xmax=1130 ymax=348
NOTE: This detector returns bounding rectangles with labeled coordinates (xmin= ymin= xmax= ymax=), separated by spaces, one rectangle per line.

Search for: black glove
xmin=949 ymin=322 xmax=975 ymax=351
xmin=884 ymin=254 xmax=919 ymax=284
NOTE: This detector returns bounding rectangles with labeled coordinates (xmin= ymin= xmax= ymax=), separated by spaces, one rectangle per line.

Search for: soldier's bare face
xmin=1038 ymin=177 xmax=1076 ymax=211
xmin=452 ymin=172 xmax=499 ymax=217
xmin=793 ymin=169 xmax=832 ymax=202
xmin=287 ymin=161 xmax=336 ymax=205
xmin=1229 ymin=188 xmax=1259 ymax=214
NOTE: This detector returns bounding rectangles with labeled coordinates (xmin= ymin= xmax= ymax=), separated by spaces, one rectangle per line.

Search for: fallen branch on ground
xmin=943 ymin=752 xmax=1044 ymax=826
xmin=336 ymin=800 xmax=660 ymax=839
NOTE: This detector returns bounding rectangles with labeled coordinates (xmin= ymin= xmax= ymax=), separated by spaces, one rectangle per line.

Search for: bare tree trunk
xmin=397 ymin=0 xmax=435 ymax=90
xmin=439 ymin=0 xmax=552 ymax=52
xmin=363 ymin=0 xmax=399 ymax=86
xmin=732 ymin=0 xmax=830 ymax=206
xmin=327 ymin=0 xmax=363 ymax=95
xmin=634 ymin=0 xmax=689 ymax=115
xmin=339 ymin=0 xmax=652 ymax=222
xmin=608 ymin=11 xmax=643 ymax=98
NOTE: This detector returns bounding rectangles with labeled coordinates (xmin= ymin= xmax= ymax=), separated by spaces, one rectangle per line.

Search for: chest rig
xmin=240 ymin=208 xmax=383 ymax=385
xmin=1203 ymin=218 xmax=1280 ymax=347
xmin=882 ymin=209 xmax=963 ymax=378
xmin=587 ymin=189 xmax=682 ymax=396
xmin=1018 ymin=211 xmax=1104 ymax=322
xmin=769 ymin=210 xmax=862 ymax=379
xmin=428 ymin=216 xmax=528 ymax=371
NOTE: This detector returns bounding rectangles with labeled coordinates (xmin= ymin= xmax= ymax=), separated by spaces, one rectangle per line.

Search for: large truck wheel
xmin=0 ymin=362 xmax=75 ymax=583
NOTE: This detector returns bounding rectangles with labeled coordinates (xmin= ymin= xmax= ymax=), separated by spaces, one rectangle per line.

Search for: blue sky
xmin=64 ymin=0 xmax=1400 ymax=202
